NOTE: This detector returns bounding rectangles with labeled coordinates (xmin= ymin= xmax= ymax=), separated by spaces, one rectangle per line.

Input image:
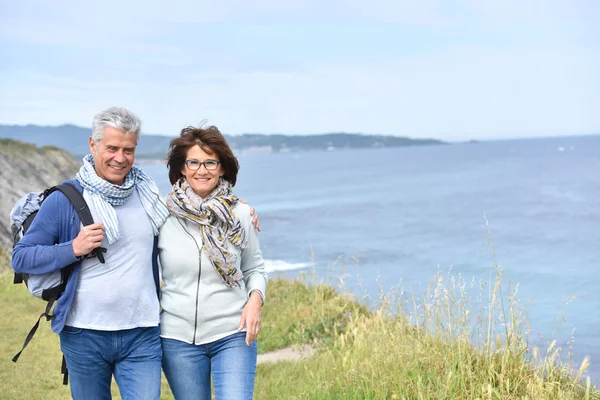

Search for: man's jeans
xmin=59 ymin=325 xmax=162 ymax=400
xmin=162 ymin=331 xmax=258 ymax=400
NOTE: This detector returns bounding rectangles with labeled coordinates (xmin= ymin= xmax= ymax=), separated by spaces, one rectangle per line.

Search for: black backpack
xmin=11 ymin=183 xmax=106 ymax=384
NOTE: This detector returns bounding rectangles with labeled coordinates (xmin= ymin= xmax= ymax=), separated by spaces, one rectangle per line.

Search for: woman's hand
xmin=238 ymin=291 xmax=263 ymax=345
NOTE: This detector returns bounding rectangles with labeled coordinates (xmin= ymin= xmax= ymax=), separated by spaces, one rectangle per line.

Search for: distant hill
xmin=0 ymin=124 xmax=446 ymax=159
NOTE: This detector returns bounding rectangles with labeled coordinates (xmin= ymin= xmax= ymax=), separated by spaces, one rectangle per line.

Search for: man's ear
xmin=89 ymin=136 xmax=96 ymax=155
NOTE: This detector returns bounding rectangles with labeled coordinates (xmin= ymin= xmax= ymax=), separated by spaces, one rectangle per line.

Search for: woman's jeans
xmin=162 ymin=332 xmax=258 ymax=400
xmin=59 ymin=325 xmax=162 ymax=400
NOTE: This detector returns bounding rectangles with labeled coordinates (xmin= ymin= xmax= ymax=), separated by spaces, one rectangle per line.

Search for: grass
xmin=0 ymin=139 xmax=70 ymax=159
xmin=0 ymin=270 xmax=364 ymax=399
xmin=259 ymin=278 xmax=370 ymax=353
xmin=254 ymin=219 xmax=598 ymax=399
xmin=0 ymin=271 xmax=75 ymax=400
xmin=1 ymin=233 xmax=598 ymax=400
xmin=255 ymin=276 xmax=596 ymax=399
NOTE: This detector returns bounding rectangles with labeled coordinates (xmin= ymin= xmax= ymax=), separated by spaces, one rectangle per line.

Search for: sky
xmin=0 ymin=0 xmax=599 ymax=140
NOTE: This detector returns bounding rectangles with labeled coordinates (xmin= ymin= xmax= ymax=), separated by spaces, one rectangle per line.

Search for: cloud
xmin=0 ymin=1 xmax=598 ymax=139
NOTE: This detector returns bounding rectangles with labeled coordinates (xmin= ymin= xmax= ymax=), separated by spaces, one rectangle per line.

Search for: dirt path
xmin=257 ymin=345 xmax=314 ymax=364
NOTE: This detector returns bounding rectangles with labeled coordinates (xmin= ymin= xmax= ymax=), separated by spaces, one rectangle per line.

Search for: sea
xmin=140 ymin=135 xmax=600 ymax=383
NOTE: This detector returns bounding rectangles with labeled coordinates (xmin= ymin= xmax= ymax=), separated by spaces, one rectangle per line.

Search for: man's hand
xmin=72 ymin=223 xmax=105 ymax=257
xmin=239 ymin=199 xmax=260 ymax=231
xmin=238 ymin=291 xmax=263 ymax=345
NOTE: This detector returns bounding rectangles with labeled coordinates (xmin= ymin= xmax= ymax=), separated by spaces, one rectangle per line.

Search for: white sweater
xmin=158 ymin=203 xmax=267 ymax=344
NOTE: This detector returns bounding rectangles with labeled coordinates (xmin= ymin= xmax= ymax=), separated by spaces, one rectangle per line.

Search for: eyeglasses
xmin=184 ymin=159 xmax=221 ymax=171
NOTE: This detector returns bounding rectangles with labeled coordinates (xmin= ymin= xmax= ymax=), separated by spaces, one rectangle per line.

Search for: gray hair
xmin=91 ymin=107 xmax=142 ymax=144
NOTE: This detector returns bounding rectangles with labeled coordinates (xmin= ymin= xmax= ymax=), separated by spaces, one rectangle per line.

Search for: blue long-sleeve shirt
xmin=12 ymin=179 xmax=160 ymax=334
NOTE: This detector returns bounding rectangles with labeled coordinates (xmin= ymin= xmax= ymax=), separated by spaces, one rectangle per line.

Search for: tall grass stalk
xmin=255 ymin=220 xmax=596 ymax=399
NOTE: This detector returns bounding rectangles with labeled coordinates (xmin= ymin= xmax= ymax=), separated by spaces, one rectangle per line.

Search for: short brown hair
xmin=166 ymin=125 xmax=239 ymax=186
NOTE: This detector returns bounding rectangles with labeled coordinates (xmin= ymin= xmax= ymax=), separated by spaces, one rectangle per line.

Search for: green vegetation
xmin=0 ymin=247 xmax=597 ymax=399
xmin=256 ymin=270 xmax=596 ymax=399
xmin=0 ymin=139 xmax=70 ymax=158
xmin=39 ymin=145 xmax=66 ymax=153
xmin=0 ymin=138 xmax=40 ymax=157
xmin=260 ymin=278 xmax=369 ymax=353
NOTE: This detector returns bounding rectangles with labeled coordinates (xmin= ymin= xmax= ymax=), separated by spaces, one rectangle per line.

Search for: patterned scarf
xmin=76 ymin=154 xmax=169 ymax=245
xmin=166 ymin=177 xmax=248 ymax=289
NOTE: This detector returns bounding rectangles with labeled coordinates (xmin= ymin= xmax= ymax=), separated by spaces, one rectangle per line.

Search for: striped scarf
xmin=76 ymin=154 xmax=169 ymax=245
xmin=166 ymin=177 xmax=247 ymax=289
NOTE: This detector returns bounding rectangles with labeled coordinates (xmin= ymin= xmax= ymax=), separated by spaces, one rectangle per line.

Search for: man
xmin=13 ymin=107 xmax=171 ymax=400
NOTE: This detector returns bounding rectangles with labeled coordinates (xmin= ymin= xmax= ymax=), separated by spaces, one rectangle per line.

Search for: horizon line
xmin=0 ymin=122 xmax=599 ymax=143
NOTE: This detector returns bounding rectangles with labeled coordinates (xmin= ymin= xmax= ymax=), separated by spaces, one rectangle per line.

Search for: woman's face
xmin=181 ymin=145 xmax=224 ymax=198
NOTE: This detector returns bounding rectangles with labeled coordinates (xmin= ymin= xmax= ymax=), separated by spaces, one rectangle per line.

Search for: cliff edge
xmin=0 ymin=139 xmax=81 ymax=253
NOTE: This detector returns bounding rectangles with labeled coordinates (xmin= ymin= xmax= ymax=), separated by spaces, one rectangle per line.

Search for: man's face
xmin=89 ymin=126 xmax=137 ymax=185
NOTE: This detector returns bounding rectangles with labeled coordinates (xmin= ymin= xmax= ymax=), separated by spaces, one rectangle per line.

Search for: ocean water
xmin=141 ymin=135 xmax=600 ymax=382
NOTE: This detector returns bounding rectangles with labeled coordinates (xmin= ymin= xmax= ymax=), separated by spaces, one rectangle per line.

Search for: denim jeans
xmin=59 ymin=325 xmax=162 ymax=400
xmin=162 ymin=331 xmax=258 ymax=400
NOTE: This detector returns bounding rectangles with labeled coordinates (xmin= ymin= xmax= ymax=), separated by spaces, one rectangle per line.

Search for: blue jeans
xmin=162 ymin=332 xmax=258 ymax=400
xmin=59 ymin=325 xmax=162 ymax=400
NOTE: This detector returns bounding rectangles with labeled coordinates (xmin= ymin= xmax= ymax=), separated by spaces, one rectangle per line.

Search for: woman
xmin=159 ymin=125 xmax=267 ymax=400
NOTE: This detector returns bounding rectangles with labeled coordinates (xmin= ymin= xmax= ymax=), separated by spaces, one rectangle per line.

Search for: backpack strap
xmin=13 ymin=273 xmax=24 ymax=284
xmin=11 ymin=299 xmax=56 ymax=362
xmin=61 ymin=355 xmax=69 ymax=385
xmin=50 ymin=183 xmax=106 ymax=264
xmin=11 ymin=300 xmax=70 ymax=385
